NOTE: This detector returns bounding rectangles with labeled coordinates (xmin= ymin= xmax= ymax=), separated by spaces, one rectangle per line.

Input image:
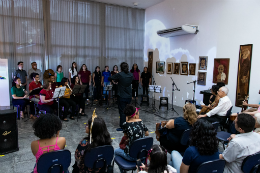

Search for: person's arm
xmin=244 ymin=111 xmax=259 ymax=116
xmin=180 ymin=162 xmax=189 ymax=173
xmin=69 ymin=70 xmax=72 ymax=84
xmin=78 ymin=73 xmax=82 ymax=85
xmin=40 ymin=95 xmax=53 ymax=103
xmin=166 ymin=119 xmax=175 ymax=129
xmin=57 ymin=137 xmax=66 ymax=149
xmin=140 ymin=77 xmax=143 ymax=86
xmin=138 ymin=72 xmax=141 ymax=83
xmin=55 ymin=73 xmax=57 ymax=82
xmin=89 ymin=74 xmax=91 ymax=85
xmin=102 ymin=76 xmax=104 ymax=86
xmin=145 ymin=131 xmax=149 ymax=136
xmin=219 ymin=154 xmax=224 ymax=160
xmin=244 ymin=101 xmax=260 ymax=108
xmin=31 ymin=140 xmax=38 ymax=156
xmin=12 ymin=94 xmax=26 ymax=99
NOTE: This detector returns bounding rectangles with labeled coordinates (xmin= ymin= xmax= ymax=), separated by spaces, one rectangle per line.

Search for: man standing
xmin=108 ymin=62 xmax=133 ymax=131
xmin=14 ymin=61 xmax=27 ymax=88
xmin=220 ymin=113 xmax=260 ymax=173
xmin=28 ymin=62 xmax=42 ymax=83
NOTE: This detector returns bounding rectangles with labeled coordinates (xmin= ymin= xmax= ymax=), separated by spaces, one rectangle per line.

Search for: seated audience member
xmin=198 ymin=86 xmax=232 ymax=123
xmin=11 ymin=77 xmax=34 ymax=119
xmin=160 ymin=103 xmax=197 ymax=152
xmin=29 ymin=73 xmax=42 ymax=104
xmin=255 ymin=113 xmax=260 ymax=133
xmin=59 ymin=77 xmax=77 ymax=121
xmin=219 ymin=113 xmax=260 ymax=173
xmin=170 ymin=119 xmax=219 ymax=173
xmin=231 ymin=103 xmax=260 ymax=117
xmin=70 ymin=76 xmax=86 ymax=117
xmin=38 ymin=81 xmax=59 ymax=115
xmin=72 ymin=116 xmax=112 ymax=173
xmin=137 ymin=145 xmax=177 ymax=173
xmin=31 ymin=114 xmax=66 ymax=173
xmin=115 ymin=105 xmax=149 ymax=173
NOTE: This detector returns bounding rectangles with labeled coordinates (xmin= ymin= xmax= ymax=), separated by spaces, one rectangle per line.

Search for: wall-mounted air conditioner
xmin=157 ymin=24 xmax=199 ymax=38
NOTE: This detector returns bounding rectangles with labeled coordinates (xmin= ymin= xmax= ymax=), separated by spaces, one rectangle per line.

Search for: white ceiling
xmin=93 ymin=0 xmax=164 ymax=9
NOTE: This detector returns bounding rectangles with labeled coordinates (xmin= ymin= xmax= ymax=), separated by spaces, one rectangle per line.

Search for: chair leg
xmin=222 ymin=142 xmax=226 ymax=150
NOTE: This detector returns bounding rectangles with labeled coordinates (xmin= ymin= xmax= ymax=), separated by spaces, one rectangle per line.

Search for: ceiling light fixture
xmin=133 ymin=2 xmax=138 ymax=6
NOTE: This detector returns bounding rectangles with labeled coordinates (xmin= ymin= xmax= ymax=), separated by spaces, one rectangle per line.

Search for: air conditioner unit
xmin=157 ymin=24 xmax=199 ymax=38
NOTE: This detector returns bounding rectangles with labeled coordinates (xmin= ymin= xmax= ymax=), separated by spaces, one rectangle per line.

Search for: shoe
xmin=81 ymin=113 xmax=87 ymax=116
xmin=116 ymin=128 xmax=123 ymax=131
xmin=63 ymin=119 xmax=69 ymax=122
xmin=69 ymin=117 xmax=75 ymax=120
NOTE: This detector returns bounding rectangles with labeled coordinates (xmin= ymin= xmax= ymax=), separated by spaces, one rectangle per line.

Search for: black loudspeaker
xmin=0 ymin=109 xmax=19 ymax=154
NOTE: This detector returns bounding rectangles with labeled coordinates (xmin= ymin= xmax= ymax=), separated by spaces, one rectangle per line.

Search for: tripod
xmin=165 ymin=77 xmax=180 ymax=115
xmin=187 ymin=80 xmax=197 ymax=104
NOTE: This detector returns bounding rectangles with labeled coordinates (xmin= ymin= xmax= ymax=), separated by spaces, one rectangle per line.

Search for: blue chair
xmin=216 ymin=131 xmax=231 ymax=149
xmin=84 ymin=145 xmax=114 ymax=172
xmin=196 ymin=159 xmax=225 ymax=173
xmin=241 ymin=152 xmax=260 ymax=173
xmin=212 ymin=122 xmax=219 ymax=132
xmin=220 ymin=106 xmax=233 ymax=131
xmin=37 ymin=149 xmax=71 ymax=173
xmin=13 ymin=105 xmax=21 ymax=120
xmin=179 ymin=129 xmax=191 ymax=155
xmin=114 ymin=137 xmax=153 ymax=173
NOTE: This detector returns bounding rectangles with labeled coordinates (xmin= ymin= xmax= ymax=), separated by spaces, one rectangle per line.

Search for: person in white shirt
xmin=69 ymin=62 xmax=78 ymax=84
xmin=219 ymin=113 xmax=260 ymax=173
xmin=28 ymin=62 xmax=42 ymax=83
xmin=198 ymin=86 xmax=232 ymax=123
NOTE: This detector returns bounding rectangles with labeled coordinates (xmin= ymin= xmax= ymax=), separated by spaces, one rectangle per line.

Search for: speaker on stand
xmin=0 ymin=109 xmax=19 ymax=154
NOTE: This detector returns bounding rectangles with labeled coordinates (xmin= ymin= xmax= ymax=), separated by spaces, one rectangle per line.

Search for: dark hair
xmin=71 ymin=62 xmax=77 ymax=75
xmin=124 ymin=104 xmax=136 ymax=117
xmin=61 ymin=77 xmax=68 ymax=86
xmin=131 ymin=63 xmax=139 ymax=72
xmin=31 ymin=62 xmax=36 ymax=65
xmin=113 ymin=65 xmax=118 ymax=71
xmin=42 ymin=81 xmax=51 ymax=89
xmin=13 ymin=77 xmax=20 ymax=83
xmin=80 ymin=64 xmax=88 ymax=72
xmin=103 ymin=66 xmax=109 ymax=72
xmin=237 ymin=113 xmax=255 ymax=133
xmin=144 ymin=67 xmax=148 ymax=70
xmin=33 ymin=114 xmax=62 ymax=139
xmin=30 ymin=73 xmax=39 ymax=80
xmin=95 ymin=66 xmax=100 ymax=72
xmin=189 ymin=119 xmax=218 ymax=155
xmin=211 ymin=85 xmax=220 ymax=95
xmin=120 ymin=62 xmax=129 ymax=73
xmin=72 ymin=76 xmax=79 ymax=85
xmin=217 ymin=82 xmax=225 ymax=88
xmin=56 ymin=65 xmax=62 ymax=71
xmin=17 ymin=61 xmax=23 ymax=65
xmin=49 ymin=74 xmax=54 ymax=78
xmin=148 ymin=145 xmax=168 ymax=173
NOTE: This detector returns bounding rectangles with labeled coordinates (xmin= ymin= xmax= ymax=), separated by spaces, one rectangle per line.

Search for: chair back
xmin=84 ymin=145 xmax=114 ymax=171
xmin=241 ymin=152 xmax=260 ymax=173
xmin=129 ymin=137 xmax=153 ymax=160
xmin=212 ymin=122 xmax=219 ymax=132
xmin=37 ymin=149 xmax=71 ymax=173
xmin=226 ymin=106 xmax=233 ymax=119
xmin=180 ymin=129 xmax=191 ymax=146
xmin=196 ymin=159 xmax=225 ymax=173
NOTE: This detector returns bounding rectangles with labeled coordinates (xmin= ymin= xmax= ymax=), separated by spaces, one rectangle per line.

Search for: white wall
xmin=144 ymin=0 xmax=260 ymax=112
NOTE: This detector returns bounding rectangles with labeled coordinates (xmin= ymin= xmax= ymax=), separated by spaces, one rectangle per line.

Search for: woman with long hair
xmin=71 ymin=76 xmax=86 ymax=117
xmin=78 ymin=64 xmax=91 ymax=101
xmin=93 ymin=66 xmax=102 ymax=101
xmin=69 ymin=62 xmax=78 ymax=84
xmin=137 ymin=145 xmax=177 ymax=173
xmin=170 ymin=119 xmax=219 ymax=173
xmin=159 ymin=103 xmax=197 ymax=152
xmin=140 ymin=67 xmax=151 ymax=96
xmin=130 ymin=63 xmax=140 ymax=99
xmin=72 ymin=117 xmax=112 ymax=173
xmin=111 ymin=65 xmax=119 ymax=97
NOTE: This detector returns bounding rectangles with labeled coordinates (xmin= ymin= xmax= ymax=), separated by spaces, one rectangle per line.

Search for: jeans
xmin=169 ymin=150 xmax=183 ymax=173
xmin=82 ymin=83 xmax=89 ymax=99
xmin=114 ymin=148 xmax=136 ymax=173
xmin=103 ymin=82 xmax=110 ymax=95
xmin=118 ymin=97 xmax=132 ymax=127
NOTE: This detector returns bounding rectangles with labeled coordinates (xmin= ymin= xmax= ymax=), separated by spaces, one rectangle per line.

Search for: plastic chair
xmin=196 ymin=159 xmax=225 ymax=173
xmin=13 ymin=105 xmax=21 ymax=120
xmin=212 ymin=122 xmax=220 ymax=132
xmin=216 ymin=131 xmax=231 ymax=149
xmin=180 ymin=129 xmax=191 ymax=146
xmin=37 ymin=149 xmax=71 ymax=173
xmin=114 ymin=137 xmax=153 ymax=172
xmin=84 ymin=145 xmax=114 ymax=172
xmin=220 ymin=106 xmax=233 ymax=131
xmin=241 ymin=152 xmax=260 ymax=173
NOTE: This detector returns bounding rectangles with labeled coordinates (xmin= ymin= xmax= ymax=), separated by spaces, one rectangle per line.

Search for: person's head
xmin=199 ymin=73 xmax=204 ymax=81
xmin=254 ymin=113 xmax=260 ymax=128
xmin=73 ymin=76 xmax=79 ymax=85
xmin=95 ymin=66 xmax=100 ymax=72
xmin=49 ymin=75 xmax=55 ymax=83
xmin=104 ymin=66 xmax=109 ymax=71
xmin=132 ymin=63 xmax=138 ymax=71
xmin=13 ymin=77 xmax=21 ymax=85
xmin=183 ymin=103 xmax=197 ymax=125
xmin=217 ymin=82 xmax=225 ymax=88
xmin=211 ymin=85 xmax=220 ymax=95
xmin=190 ymin=119 xmax=218 ymax=155
xmin=31 ymin=73 xmax=39 ymax=82
xmin=182 ymin=64 xmax=187 ymax=71
xmin=218 ymin=64 xmax=224 ymax=74
xmin=242 ymin=49 xmax=250 ymax=60
xmin=31 ymin=62 xmax=37 ymax=69
xmin=42 ymin=81 xmax=52 ymax=90
xmin=144 ymin=67 xmax=148 ymax=72
xmin=17 ymin=61 xmax=23 ymax=69
xmin=218 ymin=86 xmax=228 ymax=98
xmin=124 ymin=104 xmax=139 ymax=119
xmin=200 ymin=59 xmax=206 ymax=67
xmin=61 ymin=77 xmax=68 ymax=86
xmin=33 ymin=114 xmax=62 ymax=139
xmin=80 ymin=64 xmax=87 ymax=71
xmin=72 ymin=62 xmax=77 ymax=68
xmin=147 ymin=145 xmax=168 ymax=173
xmin=57 ymin=65 xmax=62 ymax=72
xmin=235 ymin=113 xmax=255 ymax=133
xmin=120 ymin=62 xmax=129 ymax=73
xmin=113 ymin=65 xmax=118 ymax=71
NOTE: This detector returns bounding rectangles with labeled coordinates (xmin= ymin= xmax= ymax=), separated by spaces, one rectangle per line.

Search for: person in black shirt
xmin=93 ymin=66 xmax=102 ymax=101
xmin=140 ymin=67 xmax=151 ymax=96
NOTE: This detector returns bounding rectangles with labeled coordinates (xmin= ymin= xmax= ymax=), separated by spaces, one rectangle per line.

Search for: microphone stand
xmin=187 ymin=80 xmax=197 ymax=104
xmin=165 ymin=77 xmax=180 ymax=115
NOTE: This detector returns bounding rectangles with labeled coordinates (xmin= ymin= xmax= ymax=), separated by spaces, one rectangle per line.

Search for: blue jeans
xmin=169 ymin=150 xmax=183 ymax=173
xmin=114 ymin=148 xmax=136 ymax=173
xmin=103 ymin=81 xmax=110 ymax=95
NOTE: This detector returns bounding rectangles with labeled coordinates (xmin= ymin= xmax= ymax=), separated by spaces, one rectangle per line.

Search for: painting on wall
xmin=173 ymin=63 xmax=180 ymax=74
xmin=199 ymin=56 xmax=208 ymax=70
xmin=235 ymin=44 xmax=253 ymax=107
xmin=189 ymin=63 xmax=196 ymax=75
xmin=213 ymin=58 xmax=230 ymax=84
xmin=156 ymin=61 xmax=165 ymax=74
xmin=197 ymin=72 xmax=207 ymax=85
xmin=180 ymin=62 xmax=188 ymax=75
xmin=148 ymin=52 xmax=153 ymax=75
xmin=167 ymin=62 xmax=173 ymax=74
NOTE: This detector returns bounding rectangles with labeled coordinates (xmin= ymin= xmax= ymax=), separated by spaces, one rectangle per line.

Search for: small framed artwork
xmin=180 ymin=62 xmax=188 ymax=75
xmin=199 ymin=56 xmax=208 ymax=70
xmin=189 ymin=63 xmax=196 ymax=75
xmin=167 ymin=62 xmax=173 ymax=74
xmin=156 ymin=61 xmax=165 ymax=74
xmin=213 ymin=58 xmax=230 ymax=84
xmin=173 ymin=63 xmax=180 ymax=74
xmin=197 ymin=72 xmax=207 ymax=85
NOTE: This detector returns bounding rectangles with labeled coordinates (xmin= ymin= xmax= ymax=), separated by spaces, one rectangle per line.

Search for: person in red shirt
xmin=29 ymin=73 xmax=42 ymax=104
xmin=78 ymin=64 xmax=91 ymax=101
xmin=71 ymin=76 xmax=86 ymax=117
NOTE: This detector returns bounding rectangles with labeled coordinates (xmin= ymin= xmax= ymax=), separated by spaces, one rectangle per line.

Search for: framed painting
xmin=180 ymin=62 xmax=188 ymax=75
xmin=167 ymin=62 xmax=173 ymax=74
xmin=156 ymin=61 xmax=165 ymax=74
xmin=235 ymin=44 xmax=253 ymax=107
xmin=189 ymin=63 xmax=196 ymax=75
xmin=173 ymin=63 xmax=180 ymax=74
xmin=213 ymin=58 xmax=230 ymax=84
xmin=199 ymin=56 xmax=208 ymax=70
xmin=148 ymin=52 xmax=153 ymax=75
xmin=197 ymin=72 xmax=207 ymax=85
